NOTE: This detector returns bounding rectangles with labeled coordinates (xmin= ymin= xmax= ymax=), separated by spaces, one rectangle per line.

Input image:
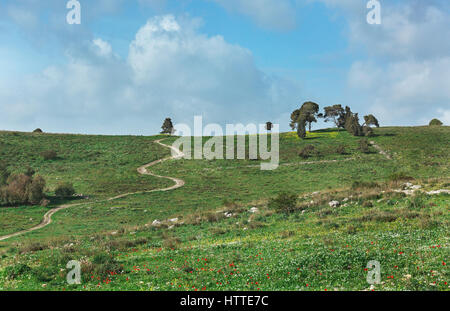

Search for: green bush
xmin=358 ymin=138 xmax=370 ymax=153
xmin=55 ymin=182 xmax=75 ymax=197
xmin=268 ymin=191 xmax=298 ymax=214
xmin=40 ymin=150 xmax=58 ymax=160
xmin=429 ymin=119 xmax=443 ymax=126
xmin=335 ymin=144 xmax=347 ymax=155
xmin=388 ymin=172 xmax=414 ymax=182
xmin=0 ymin=173 xmax=46 ymax=205
xmin=299 ymin=145 xmax=317 ymax=159
xmin=5 ymin=263 xmax=32 ymax=280
xmin=0 ymin=161 xmax=10 ymax=186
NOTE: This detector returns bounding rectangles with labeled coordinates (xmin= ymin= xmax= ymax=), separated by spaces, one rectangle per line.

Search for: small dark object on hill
xmin=299 ymin=145 xmax=316 ymax=159
xmin=358 ymin=138 xmax=370 ymax=153
xmin=335 ymin=144 xmax=347 ymax=155
xmin=55 ymin=182 xmax=75 ymax=197
xmin=352 ymin=180 xmax=379 ymax=189
xmin=40 ymin=150 xmax=58 ymax=160
xmin=429 ymin=119 xmax=443 ymax=126
xmin=388 ymin=172 xmax=414 ymax=182
xmin=268 ymin=191 xmax=298 ymax=214
xmin=33 ymin=128 xmax=43 ymax=133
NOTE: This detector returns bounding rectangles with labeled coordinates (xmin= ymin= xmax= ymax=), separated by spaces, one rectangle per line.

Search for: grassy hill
xmin=0 ymin=126 xmax=448 ymax=291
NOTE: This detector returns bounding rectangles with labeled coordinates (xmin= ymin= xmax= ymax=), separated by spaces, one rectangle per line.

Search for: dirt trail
xmin=0 ymin=139 xmax=184 ymax=242
xmin=370 ymin=141 xmax=392 ymax=160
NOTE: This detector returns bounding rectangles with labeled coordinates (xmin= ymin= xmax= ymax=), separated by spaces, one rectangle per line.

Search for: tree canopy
xmin=161 ymin=118 xmax=174 ymax=135
xmin=363 ymin=114 xmax=380 ymax=128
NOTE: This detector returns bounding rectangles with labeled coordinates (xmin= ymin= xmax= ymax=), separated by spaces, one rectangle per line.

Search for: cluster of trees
xmin=290 ymin=102 xmax=380 ymax=138
xmin=0 ymin=163 xmax=46 ymax=206
xmin=0 ymin=162 xmax=76 ymax=206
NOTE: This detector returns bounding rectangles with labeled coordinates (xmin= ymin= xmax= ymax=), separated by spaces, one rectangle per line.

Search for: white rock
xmin=427 ymin=189 xmax=450 ymax=195
xmin=403 ymin=182 xmax=413 ymax=189
xmin=250 ymin=207 xmax=259 ymax=213
xmin=329 ymin=201 xmax=340 ymax=208
xmin=410 ymin=185 xmax=422 ymax=190
xmin=111 ymin=231 xmax=118 ymax=235
xmin=225 ymin=212 xmax=233 ymax=218
xmin=152 ymin=220 xmax=161 ymax=226
xmin=168 ymin=218 xmax=179 ymax=223
xmin=343 ymin=198 xmax=349 ymax=202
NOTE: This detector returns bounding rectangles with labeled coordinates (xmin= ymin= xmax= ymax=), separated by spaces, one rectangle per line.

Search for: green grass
xmin=0 ymin=126 xmax=448 ymax=291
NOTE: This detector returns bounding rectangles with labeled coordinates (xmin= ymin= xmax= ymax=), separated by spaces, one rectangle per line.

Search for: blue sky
xmin=0 ymin=0 xmax=449 ymax=134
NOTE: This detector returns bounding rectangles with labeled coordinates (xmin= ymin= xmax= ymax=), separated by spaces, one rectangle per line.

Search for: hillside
xmin=0 ymin=126 xmax=449 ymax=291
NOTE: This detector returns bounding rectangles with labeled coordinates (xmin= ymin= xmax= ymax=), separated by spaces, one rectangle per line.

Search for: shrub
xmin=335 ymin=144 xmax=347 ymax=155
xmin=429 ymin=119 xmax=443 ymax=126
xmin=0 ymin=173 xmax=46 ymax=206
xmin=28 ymin=175 xmax=46 ymax=204
xmin=33 ymin=128 xmax=43 ymax=133
xmin=55 ymin=182 xmax=75 ymax=197
xmin=358 ymin=138 xmax=370 ymax=153
xmin=82 ymin=253 xmax=121 ymax=280
xmin=352 ymin=180 xmax=379 ymax=189
xmin=0 ymin=161 xmax=10 ymax=186
xmin=388 ymin=172 xmax=414 ymax=182
xmin=299 ymin=145 xmax=317 ymax=159
xmin=268 ymin=191 xmax=298 ymax=214
xmin=40 ymin=150 xmax=58 ymax=160
xmin=5 ymin=263 xmax=32 ymax=280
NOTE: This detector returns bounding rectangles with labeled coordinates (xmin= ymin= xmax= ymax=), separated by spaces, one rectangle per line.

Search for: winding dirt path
xmin=0 ymin=139 xmax=184 ymax=242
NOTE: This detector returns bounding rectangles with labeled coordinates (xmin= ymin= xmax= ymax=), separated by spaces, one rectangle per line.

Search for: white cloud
xmin=92 ymin=39 xmax=113 ymax=57
xmin=317 ymin=0 xmax=450 ymax=126
xmin=349 ymin=58 xmax=450 ymax=125
xmin=0 ymin=15 xmax=299 ymax=134
xmin=212 ymin=0 xmax=296 ymax=31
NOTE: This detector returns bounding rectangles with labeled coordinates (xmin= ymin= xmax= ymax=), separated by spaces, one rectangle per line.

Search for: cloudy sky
xmin=0 ymin=0 xmax=449 ymax=134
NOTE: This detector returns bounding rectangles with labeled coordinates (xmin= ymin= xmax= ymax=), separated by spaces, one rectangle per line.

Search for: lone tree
xmin=429 ymin=119 xmax=443 ymax=126
xmin=363 ymin=114 xmax=380 ymax=128
xmin=300 ymin=101 xmax=320 ymax=132
xmin=290 ymin=101 xmax=320 ymax=137
xmin=323 ymin=105 xmax=345 ymax=128
xmin=266 ymin=122 xmax=273 ymax=132
xmin=161 ymin=118 xmax=174 ymax=135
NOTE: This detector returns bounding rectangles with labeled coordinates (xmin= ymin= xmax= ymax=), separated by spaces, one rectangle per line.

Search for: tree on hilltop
xmin=161 ymin=118 xmax=174 ymax=135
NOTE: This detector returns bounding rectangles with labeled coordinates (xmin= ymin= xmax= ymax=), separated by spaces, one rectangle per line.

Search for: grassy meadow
xmin=0 ymin=126 xmax=448 ymax=291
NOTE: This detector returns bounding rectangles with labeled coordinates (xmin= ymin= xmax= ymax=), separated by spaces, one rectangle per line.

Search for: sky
xmin=0 ymin=0 xmax=449 ymax=135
